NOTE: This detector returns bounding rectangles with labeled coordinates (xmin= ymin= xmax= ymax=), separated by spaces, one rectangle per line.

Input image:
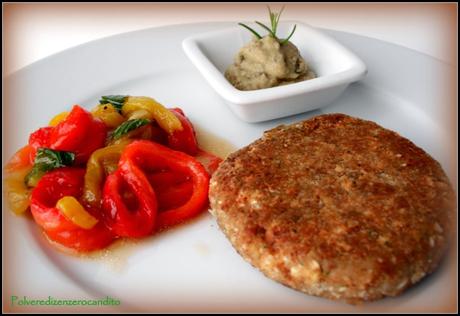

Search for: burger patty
xmin=209 ymin=113 xmax=455 ymax=303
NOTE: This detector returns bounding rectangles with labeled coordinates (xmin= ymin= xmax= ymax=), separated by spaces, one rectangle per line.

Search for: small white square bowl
xmin=182 ymin=21 xmax=367 ymax=122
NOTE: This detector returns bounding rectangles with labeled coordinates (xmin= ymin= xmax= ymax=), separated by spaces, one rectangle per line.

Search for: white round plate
xmin=3 ymin=23 xmax=457 ymax=313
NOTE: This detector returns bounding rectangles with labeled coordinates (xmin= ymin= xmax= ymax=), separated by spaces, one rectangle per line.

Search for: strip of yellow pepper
xmin=122 ymin=96 xmax=182 ymax=134
xmin=82 ymin=141 xmax=130 ymax=208
xmin=49 ymin=111 xmax=69 ymax=126
xmin=3 ymin=167 xmax=32 ymax=214
xmin=56 ymin=196 xmax=98 ymax=229
xmin=91 ymin=103 xmax=126 ymax=128
xmin=4 ymin=146 xmax=34 ymax=214
xmin=127 ymin=109 xmax=151 ymax=120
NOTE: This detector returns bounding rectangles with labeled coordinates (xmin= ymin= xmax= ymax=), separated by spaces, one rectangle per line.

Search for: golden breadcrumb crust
xmin=209 ymin=113 xmax=455 ymax=303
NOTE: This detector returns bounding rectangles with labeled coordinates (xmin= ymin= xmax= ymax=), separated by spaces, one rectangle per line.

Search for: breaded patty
xmin=209 ymin=113 xmax=455 ymax=303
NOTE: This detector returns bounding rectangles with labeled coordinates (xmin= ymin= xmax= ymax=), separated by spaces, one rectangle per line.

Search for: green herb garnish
xmin=281 ymin=24 xmax=297 ymax=45
xmin=238 ymin=23 xmax=262 ymax=39
xmin=99 ymin=95 xmax=128 ymax=112
xmin=111 ymin=119 xmax=150 ymax=140
xmin=25 ymin=148 xmax=75 ymax=187
xmin=238 ymin=6 xmax=296 ymax=45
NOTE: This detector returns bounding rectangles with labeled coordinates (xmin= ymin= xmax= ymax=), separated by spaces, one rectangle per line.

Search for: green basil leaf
xmin=99 ymin=95 xmax=128 ymax=112
xmin=111 ymin=119 xmax=150 ymax=140
xmin=25 ymin=148 xmax=75 ymax=187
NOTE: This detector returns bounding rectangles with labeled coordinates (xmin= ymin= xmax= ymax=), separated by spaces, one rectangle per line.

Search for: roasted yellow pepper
xmin=3 ymin=167 xmax=32 ymax=214
xmin=92 ymin=103 xmax=126 ymax=128
xmin=3 ymin=146 xmax=34 ymax=214
xmin=82 ymin=141 xmax=130 ymax=208
xmin=49 ymin=111 xmax=69 ymax=126
xmin=122 ymin=96 xmax=182 ymax=134
xmin=127 ymin=109 xmax=151 ymax=120
xmin=56 ymin=196 xmax=98 ymax=229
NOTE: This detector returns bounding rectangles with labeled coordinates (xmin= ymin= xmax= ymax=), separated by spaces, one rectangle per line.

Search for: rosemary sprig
xmin=280 ymin=24 xmax=297 ymax=45
xmin=268 ymin=5 xmax=284 ymax=35
xmin=268 ymin=6 xmax=276 ymax=33
xmin=238 ymin=6 xmax=296 ymax=45
xmin=238 ymin=23 xmax=262 ymax=39
xmin=255 ymin=21 xmax=276 ymax=38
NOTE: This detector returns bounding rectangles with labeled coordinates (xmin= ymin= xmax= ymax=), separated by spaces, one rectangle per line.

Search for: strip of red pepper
xmin=147 ymin=170 xmax=193 ymax=211
xmin=194 ymin=149 xmax=223 ymax=175
xmin=102 ymin=140 xmax=210 ymax=232
xmin=167 ymin=107 xmax=223 ymax=175
xmin=50 ymin=105 xmax=92 ymax=150
xmin=30 ymin=168 xmax=114 ymax=252
xmin=28 ymin=105 xmax=107 ymax=165
xmin=167 ymin=108 xmax=198 ymax=156
xmin=29 ymin=127 xmax=53 ymax=163
xmin=102 ymin=165 xmax=157 ymax=238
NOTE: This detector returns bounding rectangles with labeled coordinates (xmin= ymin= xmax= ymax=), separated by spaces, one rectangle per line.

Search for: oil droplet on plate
xmin=194 ymin=242 xmax=211 ymax=256
xmin=194 ymin=124 xmax=237 ymax=159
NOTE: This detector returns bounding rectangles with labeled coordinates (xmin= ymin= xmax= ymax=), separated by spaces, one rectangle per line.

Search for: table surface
xmin=3 ymin=3 xmax=457 ymax=75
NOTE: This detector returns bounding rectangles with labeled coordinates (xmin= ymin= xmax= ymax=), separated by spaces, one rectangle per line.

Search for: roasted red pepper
xmin=49 ymin=105 xmax=92 ymax=151
xmin=147 ymin=170 xmax=193 ymax=211
xmin=28 ymin=127 xmax=53 ymax=163
xmin=102 ymin=166 xmax=157 ymax=238
xmin=117 ymin=140 xmax=210 ymax=229
xmin=28 ymin=106 xmax=107 ymax=165
xmin=50 ymin=105 xmax=107 ymax=164
xmin=155 ymin=181 xmax=193 ymax=211
xmin=71 ymin=118 xmax=107 ymax=164
xmin=167 ymin=108 xmax=222 ymax=173
xmin=167 ymin=108 xmax=198 ymax=156
xmin=30 ymin=168 xmax=114 ymax=251
xmin=195 ymin=149 xmax=223 ymax=175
